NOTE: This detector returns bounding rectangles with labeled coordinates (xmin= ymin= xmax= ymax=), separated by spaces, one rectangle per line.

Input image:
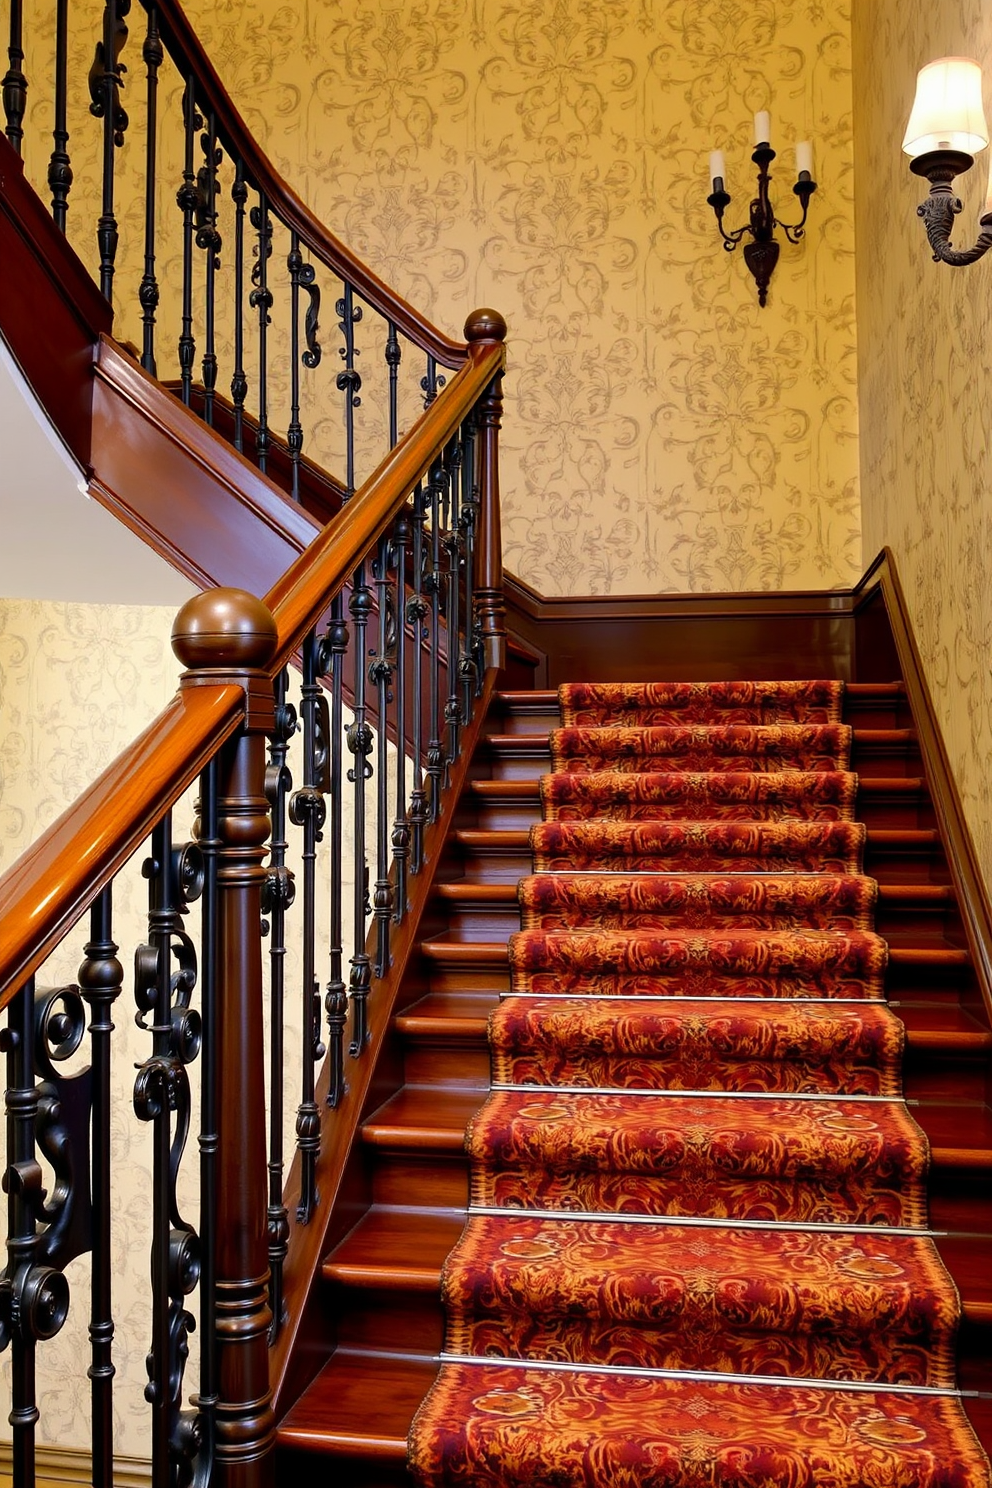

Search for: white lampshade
xmin=902 ymin=56 xmax=989 ymax=157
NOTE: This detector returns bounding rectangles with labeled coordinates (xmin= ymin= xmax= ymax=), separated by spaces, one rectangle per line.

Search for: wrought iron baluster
xmin=231 ymin=160 xmax=248 ymax=452
xmin=336 ymin=282 xmax=362 ymax=494
xmin=347 ymin=564 xmax=374 ymax=1052
xmin=287 ymin=234 xmax=321 ymax=502
xmin=444 ymin=436 xmax=464 ymax=770
xmin=2 ymin=976 xmax=41 ymax=1488
xmin=370 ymin=534 xmax=395 ymax=976
xmin=195 ymin=757 xmax=219 ymax=1472
xmin=176 ymin=78 xmax=200 ymax=406
xmin=78 ymin=889 xmax=123 ymax=1488
xmin=138 ymin=3 xmax=161 ymax=373
xmin=134 ymin=813 xmax=204 ymax=1488
xmin=459 ymin=413 xmax=480 ymax=716
xmin=2 ymin=0 xmax=26 ymax=154
xmin=391 ymin=508 xmax=410 ymax=920
xmin=48 ymin=0 xmax=72 ymax=229
xmin=262 ymin=673 xmax=295 ymax=1325
xmin=385 ymin=319 xmax=400 ymax=448
xmin=407 ymin=481 xmax=428 ymax=873
xmin=89 ymin=0 xmax=130 ymax=304
xmin=421 ymin=352 xmax=445 ymax=409
xmin=289 ymin=635 xmax=329 ymax=1221
xmin=426 ymin=457 xmax=446 ymax=821
xmin=250 ymin=192 xmax=273 ymax=472
xmin=323 ymin=601 xmax=348 ymax=1107
xmin=196 ymin=112 xmax=222 ymax=426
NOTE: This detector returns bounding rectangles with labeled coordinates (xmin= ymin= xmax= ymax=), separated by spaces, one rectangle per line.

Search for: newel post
xmin=172 ymin=589 xmax=277 ymax=1488
xmin=465 ymin=308 xmax=507 ymax=672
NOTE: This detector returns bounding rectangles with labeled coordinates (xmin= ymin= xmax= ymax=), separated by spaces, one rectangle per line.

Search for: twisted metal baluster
xmin=196 ymin=113 xmax=223 ymax=426
xmin=262 ymin=673 xmax=296 ymax=1324
xmin=347 ymin=565 xmax=374 ymax=1053
xmin=2 ymin=0 xmax=26 ymax=154
xmin=289 ymin=635 xmax=329 ymax=1221
xmin=89 ymin=0 xmax=130 ymax=304
xmin=138 ymin=4 xmax=161 ymax=373
xmin=370 ymin=534 xmax=395 ymax=976
xmin=48 ymin=0 xmax=72 ymax=229
xmin=323 ymin=607 xmax=348 ymax=1107
xmin=425 ymin=457 xmax=446 ymax=821
xmin=250 ymin=193 xmax=273 ymax=472
xmin=459 ymin=413 xmax=480 ymax=717
xmin=78 ymin=890 xmax=123 ymax=1488
xmin=407 ymin=482 xmax=429 ymax=872
xmin=444 ymin=436 xmax=464 ymax=770
xmin=231 ymin=160 xmax=248 ymax=452
xmin=176 ymin=79 xmax=200 ymax=406
xmin=391 ymin=508 xmax=410 ymax=920
xmin=133 ymin=814 xmax=204 ymax=1488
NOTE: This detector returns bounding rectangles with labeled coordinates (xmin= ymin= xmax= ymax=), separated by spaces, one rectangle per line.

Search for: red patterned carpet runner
xmin=409 ymin=680 xmax=990 ymax=1487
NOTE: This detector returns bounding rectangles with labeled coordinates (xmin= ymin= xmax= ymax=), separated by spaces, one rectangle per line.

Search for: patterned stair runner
xmin=409 ymin=679 xmax=990 ymax=1488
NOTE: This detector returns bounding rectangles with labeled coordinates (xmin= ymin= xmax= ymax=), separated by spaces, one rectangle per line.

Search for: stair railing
xmin=3 ymin=0 xmax=471 ymax=505
xmin=0 ymin=311 xmax=506 ymax=1488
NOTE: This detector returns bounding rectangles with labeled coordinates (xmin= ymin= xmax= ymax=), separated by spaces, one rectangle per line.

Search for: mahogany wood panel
xmin=0 ymin=133 xmax=111 ymax=463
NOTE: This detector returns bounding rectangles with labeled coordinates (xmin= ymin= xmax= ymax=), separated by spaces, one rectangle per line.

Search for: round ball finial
xmin=464 ymin=308 xmax=507 ymax=344
xmin=172 ymin=587 xmax=278 ymax=672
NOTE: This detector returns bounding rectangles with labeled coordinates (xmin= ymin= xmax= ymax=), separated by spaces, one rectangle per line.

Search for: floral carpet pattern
xmin=409 ymin=680 xmax=989 ymax=1487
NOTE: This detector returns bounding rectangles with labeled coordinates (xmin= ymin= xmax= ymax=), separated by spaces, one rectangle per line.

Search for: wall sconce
xmin=707 ymin=113 xmax=817 ymax=307
xmin=903 ymin=56 xmax=992 ymax=265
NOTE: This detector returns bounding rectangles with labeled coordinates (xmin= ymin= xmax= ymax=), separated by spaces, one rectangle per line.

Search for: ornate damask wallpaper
xmin=171 ymin=0 xmax=861 ymax=595
xmin=852 ymin=2 xmax=992 ymax=886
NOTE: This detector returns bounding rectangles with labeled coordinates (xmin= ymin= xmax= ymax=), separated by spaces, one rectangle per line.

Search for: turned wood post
xmin=465 ymin=308 xmax=507 ymax=672
xmin=172 ymin=589 xmax=278 ymax=1488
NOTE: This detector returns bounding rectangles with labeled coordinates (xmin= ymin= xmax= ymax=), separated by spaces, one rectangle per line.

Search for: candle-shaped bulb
xmin=796 ymin=140 xmax=813 ymax=177
xmin=754 ymin=110 xmax=771 ymax=146
xmin=709 ymin=149 xmax=726 ymax=186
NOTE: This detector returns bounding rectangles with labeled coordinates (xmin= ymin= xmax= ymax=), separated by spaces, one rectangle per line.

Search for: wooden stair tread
xmin=421 ymin=937 xmax=968 ymax=966
xmin=468 ymin=776 xmax=929 ymax=796
xmin=324 ymin=1208 xmax=464 ymax=1288
xmin=434 ymin=880 xmax=953 ymax=905
xmin=278 ymin=1348 xmax=436 ymax=1457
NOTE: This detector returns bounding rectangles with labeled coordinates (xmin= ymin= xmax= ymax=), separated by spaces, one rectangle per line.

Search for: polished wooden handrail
xmin=147 ymin=0 xmax=467 ymax=369
xmin=0 ymin=682 xmax=244 ymax=1005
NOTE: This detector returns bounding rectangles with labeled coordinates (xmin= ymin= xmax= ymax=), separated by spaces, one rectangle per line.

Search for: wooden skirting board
xmin=0 ymin=1445 xmax=150 ymax=1488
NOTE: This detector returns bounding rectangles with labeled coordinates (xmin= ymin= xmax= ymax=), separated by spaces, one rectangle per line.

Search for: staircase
xmin=276 ymin=678 xmax=992 ymax=1484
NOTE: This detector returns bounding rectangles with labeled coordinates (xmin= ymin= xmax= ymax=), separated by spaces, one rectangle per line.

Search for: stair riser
xmin=904 ymin=1054 xmax=990 ymax=1102
xmin=467 ymin=794 xmax=938 ymax=834
xmin=332 ymin=1287 xmax=445 ymax=1356
xmin=278 ymin=1442 xmax=411 ymax=1484
xmin=481 ymin=743 xmax=924 ymax=782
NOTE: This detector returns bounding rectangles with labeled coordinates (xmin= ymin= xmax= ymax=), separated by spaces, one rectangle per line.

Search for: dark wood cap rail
xmin=148 ymin=0 xmax=469 ymax=369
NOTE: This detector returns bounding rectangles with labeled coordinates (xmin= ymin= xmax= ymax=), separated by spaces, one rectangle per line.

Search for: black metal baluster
xmin=286 ymin=236 xmax=322 ymax=503
xmin=3 ymin=977 xmax=40 ymax=1488
xmin=250 ymin=192 xmax=273 ymax=472
xmin=2 ymin=0 xmax=26 ymax=155
xmin=176 ymin=79 xmax=199 ymax=406
xmin=370 ymin=535 xmax=394 ymax=976
xmin=134 ymin=814 xmax=204 ymax=1488
xmin=323 ymin=602 xmax=348 ymax=1107
xmin=196 ymin=112 xmax=222 ymax=426
xmin=89 ymin=0 xmax=130 ymax=304
xmin=391 ymin=508 xmax=410 ymax=920
xmin=444 ymin=436 xmax=464 ymax=770
xmin=48 ymin=0 xmax=72 ymax=229
xmin=289 ymin=636 xmax=329 ymax=1221
xmin=231 ymin=160 xmax=248 ymax=452
xmin=195 ymin=757 xmax=219 ymax=1471
xmin=385 ymin=320 xmax=400 ymax=447
xmin=78 ymin=891 xmax=123 ymax=1488
xmin=262 ymin=673 xmax=295 ymax=1326
xmin=407 ymin=481 xmax=428 ymax=872
xmin=460 ymin=414 xmax=480 ymax=719
xmin=347 ymin=564 xmax=374 ymax=1052
xmin=426 ymin=458 xmax=446 ymax=821
xmin=138 ymin=3 xmax=161 ymax=373
xmin=421 ymin=353 xmax=445 ymax=409
xmin=336 ymin=282 xmax=362 ymax=493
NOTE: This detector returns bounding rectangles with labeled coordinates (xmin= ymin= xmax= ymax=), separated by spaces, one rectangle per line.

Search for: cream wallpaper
xmin=20 ymin=0 xmax=862 ymax=596
xmin=852 ymin=3 xmax=992 ymax=887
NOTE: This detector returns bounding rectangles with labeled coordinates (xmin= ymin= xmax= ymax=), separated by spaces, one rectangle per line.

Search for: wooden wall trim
xmin=0 ymin=1442 xmax=151 ymax=1488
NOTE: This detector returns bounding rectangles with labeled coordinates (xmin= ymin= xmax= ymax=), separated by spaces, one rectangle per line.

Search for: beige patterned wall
xmin=852 ymin=3 xmax=992 ymax=886
xmin=171 ymin=0 xmax=861 ymax=595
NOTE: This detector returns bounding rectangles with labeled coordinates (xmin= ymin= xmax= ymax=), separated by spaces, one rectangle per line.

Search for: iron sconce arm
xmin=707 ymin=145 xmax=817 ymax=307
xmin=910 ymin=149 xmax=992 ymax=266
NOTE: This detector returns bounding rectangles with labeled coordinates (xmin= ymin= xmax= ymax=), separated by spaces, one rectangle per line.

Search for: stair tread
xmin=324 ymin=1208 xmax=465 ymax=1287
xmin=278 ymin=1348 xmax=436 ymax=1456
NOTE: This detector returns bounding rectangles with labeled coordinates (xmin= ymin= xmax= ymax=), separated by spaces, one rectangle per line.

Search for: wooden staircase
xmin=275 ymin=680 xmax=992 ymax=1485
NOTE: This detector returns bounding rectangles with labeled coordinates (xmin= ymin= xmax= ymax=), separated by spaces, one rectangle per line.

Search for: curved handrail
xmin=0 ymin=332 xmax=504 ymax=1009
xmin=147 ymin=0 xmax=468 ymax=370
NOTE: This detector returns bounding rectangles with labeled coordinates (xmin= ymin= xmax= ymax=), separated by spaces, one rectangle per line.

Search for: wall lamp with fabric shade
xmin=904 ymin=56 xmax=992 ymax=265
